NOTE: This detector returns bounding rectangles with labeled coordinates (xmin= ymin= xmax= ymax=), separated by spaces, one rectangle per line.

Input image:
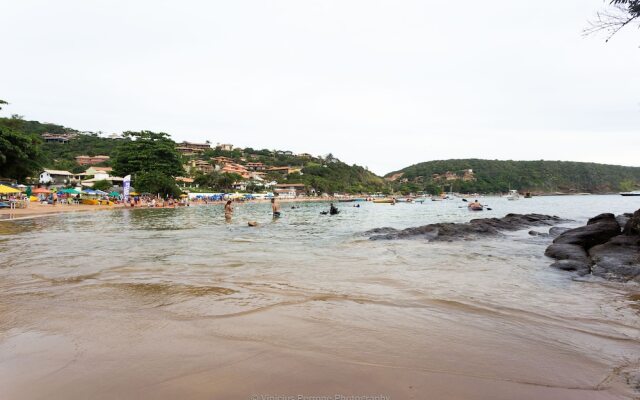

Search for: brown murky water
xmin=1 ymin=197 xmax=639 ymax=399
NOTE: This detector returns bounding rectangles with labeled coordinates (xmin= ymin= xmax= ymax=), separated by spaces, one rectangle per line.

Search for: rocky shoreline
xmin=365 ymin=209 xmax=640 ymax=283
xmin=545 ymin=209 xmax=640 ymax=282
xmin=366 ymin=213 xmax=565 ymax=241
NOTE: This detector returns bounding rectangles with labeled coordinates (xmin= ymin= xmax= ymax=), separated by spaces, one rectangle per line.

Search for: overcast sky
xmin=1 ymin=0 xmax=639 ymax=175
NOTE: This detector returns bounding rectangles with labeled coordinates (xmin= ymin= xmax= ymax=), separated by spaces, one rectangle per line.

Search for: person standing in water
xmin=271 ymin=198 xmax=281 ymax=218
xmin=224 ymin=200 xmax=233 ymax=222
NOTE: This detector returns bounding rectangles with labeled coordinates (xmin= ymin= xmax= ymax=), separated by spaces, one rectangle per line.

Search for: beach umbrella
xmin=108 ymin=191 xmax=120 ymax=197
xmin=180 ymin=194 xmax=188 ymax=198
xmin=62 ymin=188 xmax=80 ymax=194
xmin=82 ymin=189 xmax=97 ymax=195
xmin=94 ymin=190 xmax=108 ymax=196
xmin=32 ymin=187 xmax=51 ymax=194
xmin=129 ymin=192 xmax=139 ymax=196
xmin=0 ymin=185 xmax=20 ymax=194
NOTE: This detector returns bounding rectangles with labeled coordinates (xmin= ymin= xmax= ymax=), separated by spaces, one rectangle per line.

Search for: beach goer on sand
xmin=271 ymin=198 xmax=281 ymax=217
xmin=224 ymin=200 xmax=233 ymax=221
xmin=52 ymin=192 xmax=58 ymax=206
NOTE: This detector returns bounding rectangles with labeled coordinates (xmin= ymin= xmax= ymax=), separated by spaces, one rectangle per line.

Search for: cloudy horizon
xmin=1 ymin=0 xmax=639 ymax=175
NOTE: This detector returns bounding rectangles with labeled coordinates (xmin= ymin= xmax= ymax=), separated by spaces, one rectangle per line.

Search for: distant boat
xmin=468 ymin=204 xmax=484 ymax=211
xmin=506 ymin=189 xmax=520 ymax=201
xmin=620 ymin=191 xmax=640 ymax=197
xmin=373 ymin=199 xmax=394 ymax=204
xmin=524 ymin=192 xmax=532 ymax=198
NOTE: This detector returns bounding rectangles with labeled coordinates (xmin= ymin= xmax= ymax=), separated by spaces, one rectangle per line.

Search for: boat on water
xmin=506 ymin=189 xmax=520 ymax=201
xmin=468 ymin=204 xmax=484 ymax=211
xmin=620 ymin=191 xmax=640 ymax=197
xmin=373 ymin=199 xmax=394 ymax=204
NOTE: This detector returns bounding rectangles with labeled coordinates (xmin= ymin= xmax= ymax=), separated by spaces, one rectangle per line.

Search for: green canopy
xmin=61 ymin=188 xmax=81 ymax=194
xmin=108 ymin=191 xmax=121 ymax=197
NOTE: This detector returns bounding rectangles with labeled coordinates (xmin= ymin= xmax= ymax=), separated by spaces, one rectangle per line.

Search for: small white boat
xmin=506 ymin=189 xmax=520 ymax=201
xmin=620 ymin=191 xmax=640 ymax=197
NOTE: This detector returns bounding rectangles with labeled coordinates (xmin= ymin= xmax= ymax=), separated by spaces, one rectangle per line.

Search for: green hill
xmin=0 ymin=117 xmax=385 ymax=193
xmin=385 ymin=159 xmax=640 ymax=194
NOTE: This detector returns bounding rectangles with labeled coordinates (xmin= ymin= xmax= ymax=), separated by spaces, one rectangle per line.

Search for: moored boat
xmin=620 ymin=191 xmax=640 ymax=197
xmin=506 ymin=189 xmax=520 ymax=201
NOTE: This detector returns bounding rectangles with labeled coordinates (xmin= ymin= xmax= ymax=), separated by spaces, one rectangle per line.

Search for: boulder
xmin=589 ymin=235 xmax=640 ymax=282
xmin=550 ymin=260 xmax=591 ymax=275
xmin=545 ymin=243 xmax=590 ymax=263
xmin=553 ymin=213 xmax=621 ymax=249
xmin=549 ymin=227 xmax=571 ymax=237
xmin=623 ymin=209 xmax=640 ymax=236
xmin=615 ymin=213 xmax=632 ymax=230
xmin=528 ymin=230 xmax=549 ymax=237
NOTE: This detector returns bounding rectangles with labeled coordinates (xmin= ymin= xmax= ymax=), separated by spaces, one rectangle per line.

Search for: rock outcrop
xmin=545 ymin=210 xmax=640 ymax=282
xmin=366 ymin=213 xmax=563 ymax=241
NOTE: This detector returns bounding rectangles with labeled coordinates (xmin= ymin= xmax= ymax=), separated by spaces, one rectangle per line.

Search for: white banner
xmin=123 ymin=175 xmax=131 ymax=202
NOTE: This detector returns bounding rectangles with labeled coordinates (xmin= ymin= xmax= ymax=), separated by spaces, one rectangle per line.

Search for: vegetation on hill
xmin=0 ymin=116 xmax=385 ymax=194
xmin=112 ymin=131 xmax=184 ymax=196
xmin=386 ymin=159 xmax=640 ymax=194
xmin=0 ymin=119 xmax=45 ymax=181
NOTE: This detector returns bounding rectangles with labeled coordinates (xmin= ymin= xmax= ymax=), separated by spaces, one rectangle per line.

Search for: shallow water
xmin=0 ymin=195 xmax=639 ymax=399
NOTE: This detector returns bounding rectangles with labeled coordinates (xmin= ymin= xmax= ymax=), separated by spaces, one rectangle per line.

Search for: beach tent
xmin=82 ymin=189 xmax=97 ymax=195
xmin=94 ymin=190 xmax=108 ymax=196
xmin=32 ymin=187 xmax=51 ymax=194
xmin=61 ymin=188 xmax=81 ymax=194
xmin=0 ymin=184 xmax=21 ymax=194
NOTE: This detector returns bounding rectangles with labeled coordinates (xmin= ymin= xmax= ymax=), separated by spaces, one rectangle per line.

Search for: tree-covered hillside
xmin=0 ymin=116 xmax=386 ymax=193
xmin=386 ymin=159 xmax=640 ymax=194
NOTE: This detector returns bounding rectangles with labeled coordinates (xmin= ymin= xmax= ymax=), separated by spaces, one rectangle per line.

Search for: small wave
xmin=32 ymin=272 xmax=101 ymax=285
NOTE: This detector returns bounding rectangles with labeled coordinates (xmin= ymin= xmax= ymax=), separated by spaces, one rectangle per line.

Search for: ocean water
xmin=0 ymin=195 xmax=639 ymax=399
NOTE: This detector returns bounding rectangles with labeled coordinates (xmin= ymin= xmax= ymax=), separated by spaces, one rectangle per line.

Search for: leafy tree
xmin=134 ymin=171 xmax=181 ymax=197
xmin=193 ymin=170 xmax=220 ymax=188
xmin=217 ymin=172 xmax=242 ymax=191
xmin=0 ymin=99 xmax=8 ymax=110
xmin=92 ymin=179 xmax=112 ymax=191
xmin=112 ymin=131 xmax=183 ymax=177
xmin=0 ymin=125 xmax=44 ymax=181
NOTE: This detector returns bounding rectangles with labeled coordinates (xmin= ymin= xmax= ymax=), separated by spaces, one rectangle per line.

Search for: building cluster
xmin=75 ymin=155 xmax=110 ymax=166
xmin=38 ymin=167 xmax=122 ymax=187
xmin=432 ymin=169 xmax=476 ymax=182
xmin=36 ymin=135 xmax=316 ymax=196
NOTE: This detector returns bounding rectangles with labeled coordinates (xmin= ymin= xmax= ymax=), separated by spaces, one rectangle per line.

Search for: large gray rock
xmin=366 ymin=213 xmax=563 ymax=241
xmin=616 ymin=213 xmax=632 ymax=230
xmin=589 ymin=235 xmax=640 ymax=282
xmin=545 ymin=243 xmax=590 ymax=263
xmin=553 ymin=213 xmax=621 ymax=249
xmin=623 ymin=209 xmax=640 ymax=236
xmin=549 ymin=226 xmax=571 ymax=237
xmin=550 ymin=260 xmax=591 ymax=275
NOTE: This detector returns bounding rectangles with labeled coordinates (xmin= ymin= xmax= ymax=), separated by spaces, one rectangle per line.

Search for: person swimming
xmin=329 ymin=203 xmax=339 ymax=215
